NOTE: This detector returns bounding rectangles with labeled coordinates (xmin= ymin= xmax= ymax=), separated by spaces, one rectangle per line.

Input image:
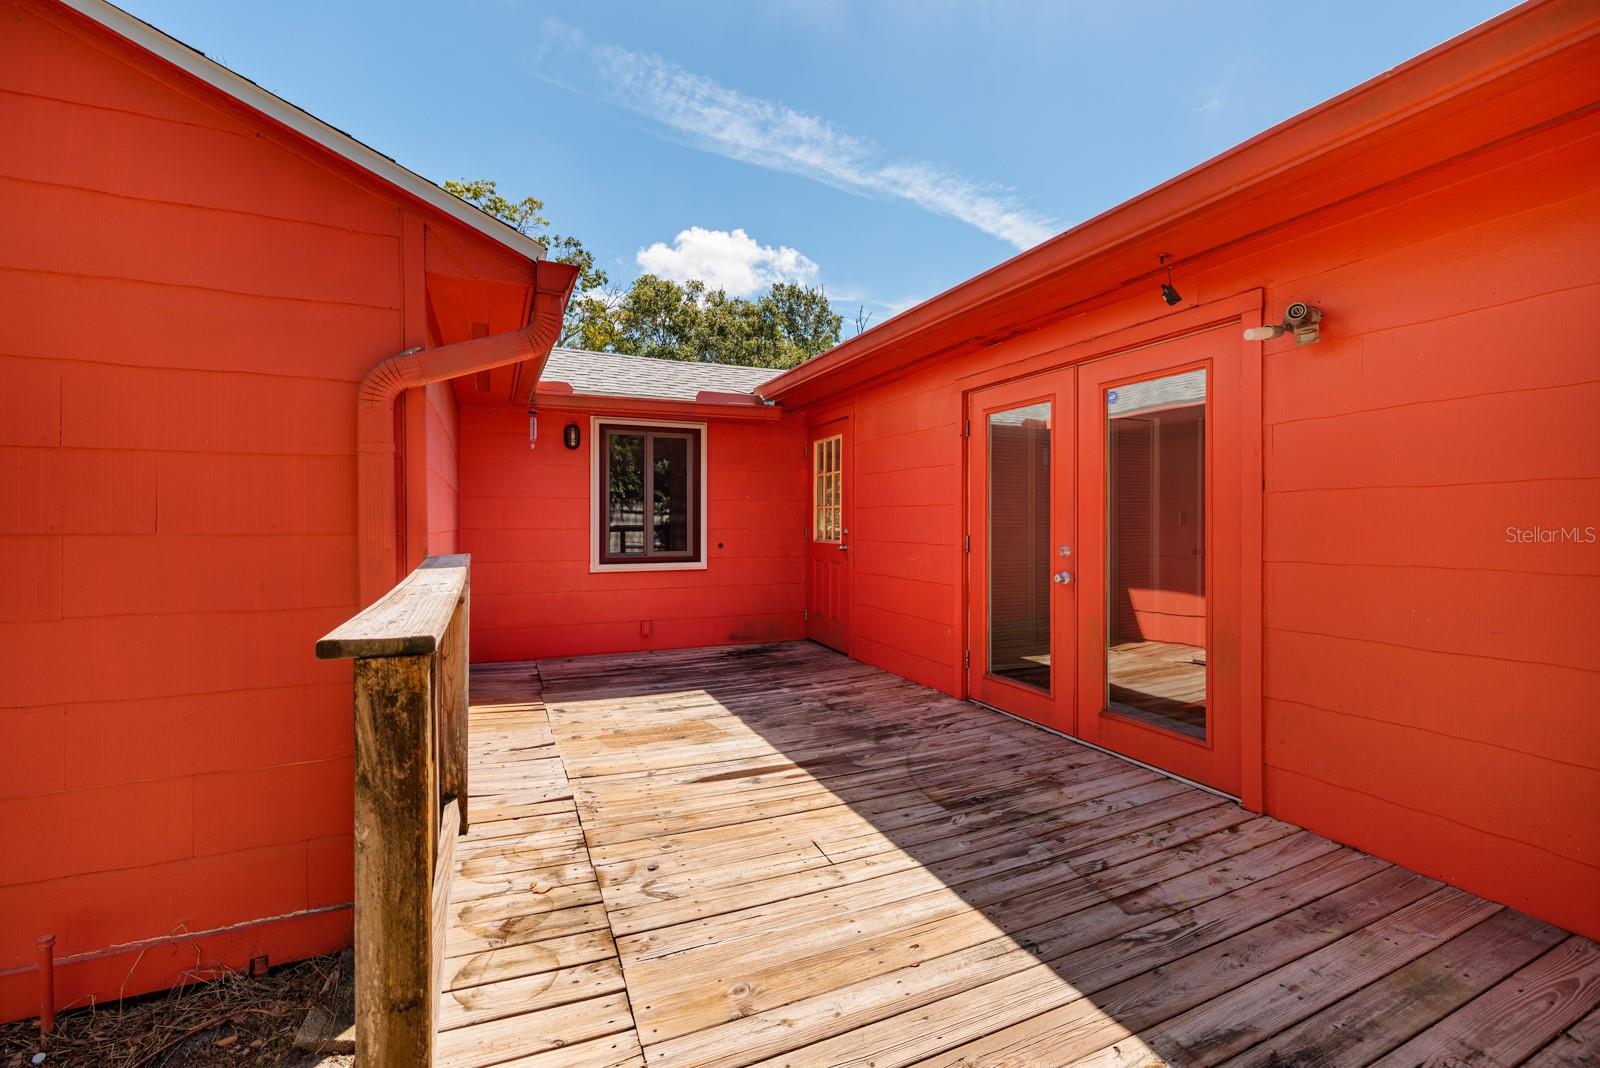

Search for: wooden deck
xmin=437 ymin=642 xmax=1600 ymax=1068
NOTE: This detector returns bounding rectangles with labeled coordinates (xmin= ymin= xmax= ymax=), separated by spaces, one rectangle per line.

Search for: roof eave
xmin=60 ymin=0 xmax=548 ymax=264
xmin=758 ymin=0 xmax=1600 ymax=406
xmin=533 ymin=384 xmax=782 ymax=422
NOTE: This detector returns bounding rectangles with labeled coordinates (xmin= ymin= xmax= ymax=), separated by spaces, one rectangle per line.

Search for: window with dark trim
xmin=598 ymin=424 xmax=703 ymax=564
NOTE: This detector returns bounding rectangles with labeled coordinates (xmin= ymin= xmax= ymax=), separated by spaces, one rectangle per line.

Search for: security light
xmin=1243 ymin=303 xmax=1324 ymax=344
xmin=1158 ymin=254 xmax=1183 ymax=306
xmin=1243 ymin=324 xmax=1286 ymax=341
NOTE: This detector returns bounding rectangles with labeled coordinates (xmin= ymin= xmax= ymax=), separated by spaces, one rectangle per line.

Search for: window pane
xmin=1106 ymin=368 xmax=1207 ymax=739
xmin=606 ymin=432 xmax=646 ymax=556
xmin=652 ymin=434 xmax=692 ymax=553
xmin=988 ymin=403 xmax=1051 ymax=693
xmin=813 ymin=436 xmax=842 ymax=543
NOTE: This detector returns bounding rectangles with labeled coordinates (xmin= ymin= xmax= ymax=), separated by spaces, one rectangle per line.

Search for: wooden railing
xmin=316 ymin=554 xmax=471 ymax=1066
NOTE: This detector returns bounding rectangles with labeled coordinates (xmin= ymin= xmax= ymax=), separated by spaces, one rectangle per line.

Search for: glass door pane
xmin=988 ymin=402 xmax=1053 ymax=692
xmin=1105 ymin=368 xmax=1207 ymax=738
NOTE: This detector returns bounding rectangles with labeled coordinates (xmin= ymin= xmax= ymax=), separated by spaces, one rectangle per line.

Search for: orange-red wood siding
xmin=4 ymin=0 xmax=1596 ymax=1028
xmin=458 ymin=403 xmax=807 ymax=661
xmin=0 ymin=0 xmax=537 ymax=1020
xmin=786 ymin=106 xmax=1600 ymax=940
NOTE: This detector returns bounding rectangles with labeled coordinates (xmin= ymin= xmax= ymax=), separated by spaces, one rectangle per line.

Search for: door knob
xmin=1053 ymin=571 xmax=1072 ymax=584
xmin=838 ymin=544 xmax=849 ymax=551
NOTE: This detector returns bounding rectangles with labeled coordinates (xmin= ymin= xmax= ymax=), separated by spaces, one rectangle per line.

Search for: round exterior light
xmin=563 ymin=422 xmax=582 ymax=450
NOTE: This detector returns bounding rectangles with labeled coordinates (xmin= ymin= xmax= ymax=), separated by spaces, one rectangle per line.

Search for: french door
xmin=966 ymin=327 xmax=1243 ymax=796
xmin=965 ymin=373 xmax=1075 ymax=731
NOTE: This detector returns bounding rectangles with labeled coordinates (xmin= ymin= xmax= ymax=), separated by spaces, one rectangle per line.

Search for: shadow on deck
xmin=435 ymin=642 xmax=1599 ymax=1068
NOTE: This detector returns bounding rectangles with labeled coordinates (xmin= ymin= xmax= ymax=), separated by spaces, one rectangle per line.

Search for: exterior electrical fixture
xmin=1159 ymin=253 xmax=1183 ymax=306
xmin=563 ymin=422 xmax=581 ymax=450
xmin=1244 ymin=302 xmax=1323 ymax=345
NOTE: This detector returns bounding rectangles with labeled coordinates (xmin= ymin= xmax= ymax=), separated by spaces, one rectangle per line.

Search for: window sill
xmin=590 ymin=560 xmax=709 ymax=574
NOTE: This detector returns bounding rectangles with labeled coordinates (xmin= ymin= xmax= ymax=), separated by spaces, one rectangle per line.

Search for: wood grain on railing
xmin=436 ymin=585 xmax=470 ymax=832
xmin=317 ymin=554 xmax=471 ymax=1067
xmin=431 ymin=798 xmax=460 ymax=1016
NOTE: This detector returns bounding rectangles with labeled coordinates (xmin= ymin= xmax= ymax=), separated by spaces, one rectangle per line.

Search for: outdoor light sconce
xmin=1244 ymin=302 xmax=1323 ymax=345
xmin=1158 ymin=253 xmax=1182 ymax=306
xmin=563 ymin=422 xmax=581 ymax=449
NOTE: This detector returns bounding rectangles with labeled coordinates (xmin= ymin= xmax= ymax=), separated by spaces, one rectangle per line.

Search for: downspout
xmin=356 ymin=258 xmax=579 ymax=605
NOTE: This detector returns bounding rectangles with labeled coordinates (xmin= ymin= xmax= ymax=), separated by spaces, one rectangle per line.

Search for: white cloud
xmin=829 ymin=287 xmax=924 ymax=317
xmin=535 ymin=22 xmax=1060 ymax=250
xmin=635 ymin=227 xmax=819 ymax=297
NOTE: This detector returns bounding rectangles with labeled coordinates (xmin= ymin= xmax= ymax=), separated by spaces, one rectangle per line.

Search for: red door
xmin=964 ymin=325 xmax=1246 ymax=797
xmin=807 ymin=420 xmax=850 ymax=652
xmin=965 ymin=372 xmax=1076 ymax=732
xmin=1074 ymin=330 xmax=1243 ymax=796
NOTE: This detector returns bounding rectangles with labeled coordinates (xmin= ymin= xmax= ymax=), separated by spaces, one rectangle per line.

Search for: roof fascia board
xmin=532 ymin=389 xmax=783 ymax=422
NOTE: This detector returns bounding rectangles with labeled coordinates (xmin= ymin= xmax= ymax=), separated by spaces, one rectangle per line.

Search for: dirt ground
xmin=0 ymin=953 xmax=351 ymax=1068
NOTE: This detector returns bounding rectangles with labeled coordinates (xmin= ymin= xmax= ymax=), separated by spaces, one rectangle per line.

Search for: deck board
xmin=440 ymin=641 xmax=1591 ymax=1067
xmin=435 ymin=663 xmax=640 ymax=1068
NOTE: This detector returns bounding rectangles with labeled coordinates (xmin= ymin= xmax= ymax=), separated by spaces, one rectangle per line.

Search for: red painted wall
xmin=3 ymin=0 xmax=1594 ymax=1030
xmin=425 ymin=381 xmax=462 ymax=555
xmin=0 ymin=2 xmax=533 ymax=1020
xmin=795 ymin=111 xmax=1600 ymax=939
xmin=458 ymin=403 xmax=807 ymax=660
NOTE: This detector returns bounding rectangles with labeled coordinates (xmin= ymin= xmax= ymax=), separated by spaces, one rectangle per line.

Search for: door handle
xmin=838 ymin=544 xmax=849 ymax=551
xmin=1052 ymin=571 xmax=1072 ymax=584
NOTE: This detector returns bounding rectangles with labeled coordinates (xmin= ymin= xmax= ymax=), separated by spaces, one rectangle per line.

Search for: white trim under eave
xmin=60 ymin=0 xmax=548 ymax=265
xmin=589 ymin=416 xmax=710 ymax=574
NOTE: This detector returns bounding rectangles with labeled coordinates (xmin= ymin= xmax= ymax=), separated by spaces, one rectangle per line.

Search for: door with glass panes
xmin=966 ymin=327 xmax=1242 ymax=796
xmin=807 ymin=420 xmax=850 ymax=652
xmin=965 ymin=372 xmax=1075 ymax=732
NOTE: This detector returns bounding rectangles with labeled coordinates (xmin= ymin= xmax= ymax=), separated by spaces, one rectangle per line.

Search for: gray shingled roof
xmin=541 ymin=348 xmax=779 ymax=402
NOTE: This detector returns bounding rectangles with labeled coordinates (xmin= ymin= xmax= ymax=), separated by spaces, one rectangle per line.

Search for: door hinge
xmin=963 ymin=418 xmax=970 ymax=438
xmin=964 ymin=533 xmax=971 ymax=553
xmin=963 ymin=649 xmax=971 ymax=669
xmin=803 ymin=608 xmax=809 ymax=622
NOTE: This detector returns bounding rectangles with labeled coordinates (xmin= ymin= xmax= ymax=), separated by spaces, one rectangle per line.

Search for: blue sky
xmin=124 ymin=1 xmax=1512 ymax=328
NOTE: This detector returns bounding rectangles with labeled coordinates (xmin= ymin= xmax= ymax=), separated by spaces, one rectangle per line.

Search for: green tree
xmin=601 ymin=274 xmax=841 ymax=370
xmin=443 ymin=177 xmax=842 ymax=367
xmin=614 ymin=275 xmax=709 ymax=362
xmin=761 ymin=281 xmax=844 ymax=362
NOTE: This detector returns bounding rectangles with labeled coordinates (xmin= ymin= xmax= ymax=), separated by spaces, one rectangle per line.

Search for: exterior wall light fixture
xmin=1244 ymin=302 xmax=1323 ymax=345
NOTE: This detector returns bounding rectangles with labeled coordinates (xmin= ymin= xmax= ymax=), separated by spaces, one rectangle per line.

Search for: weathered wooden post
xmin=316 ymin=554 xmax=470 ymax=1067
